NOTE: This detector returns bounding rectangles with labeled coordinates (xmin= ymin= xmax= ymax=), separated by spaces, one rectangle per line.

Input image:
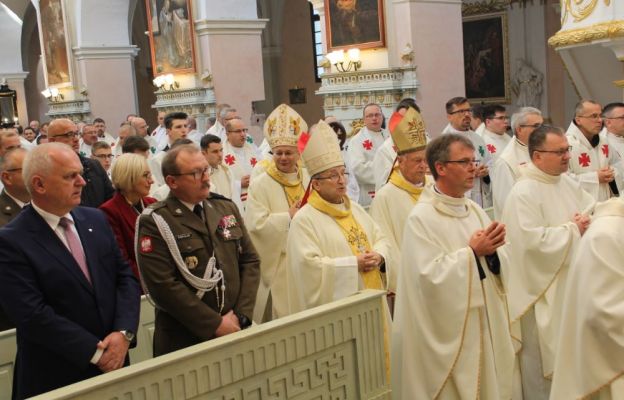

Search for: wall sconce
xmin=153 ymin=74 xmax=179 ymax=91
xmin=326 ymin=48 xmax=362 ymax=73
xmin=41 ymin=87 xmax=64 ymax=102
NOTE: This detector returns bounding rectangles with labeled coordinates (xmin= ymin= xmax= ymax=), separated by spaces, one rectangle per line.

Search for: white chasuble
xmin=500 ymin=163 xmax=595 ymax=398
xmin=391 ymin=186 xmax=514 ymax=400
xmin=286 ymin=198 xmax=391 ymax=312
xmin=245 ymin=167 xmax=308 ymax=321
xmin=550 ymin=198 xmax=624 ymax=400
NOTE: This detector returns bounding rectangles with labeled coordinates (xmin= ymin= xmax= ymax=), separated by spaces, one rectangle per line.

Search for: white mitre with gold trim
xmin=302 ymin=120 xmax=344 ymax=176
xmin=263 ymin=104 xmax=308 ymax=148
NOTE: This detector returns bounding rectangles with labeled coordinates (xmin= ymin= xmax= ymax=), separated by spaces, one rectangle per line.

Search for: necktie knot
xmin=193 ymin=204 xmax=204 ymax=220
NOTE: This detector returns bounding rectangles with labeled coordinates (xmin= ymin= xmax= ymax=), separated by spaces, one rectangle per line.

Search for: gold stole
xmin=265 ymin=161 xmax=305 ymax=207
xmin=307 ymin=190 xmax=383 ymax=289
xmin=388 ymin=167 xmax=425 ymax=203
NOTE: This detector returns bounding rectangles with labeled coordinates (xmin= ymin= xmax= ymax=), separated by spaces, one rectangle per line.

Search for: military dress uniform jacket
xmin=136 ymin=193 xmax=260 ymax=356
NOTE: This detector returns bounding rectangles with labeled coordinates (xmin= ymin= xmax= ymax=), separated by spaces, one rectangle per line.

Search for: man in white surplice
xmin=565 ymin=99 xmax=623 ymax=201
xmin=500 ymin=125 xmax=594 ymax=399
xmin=442 ymin=97 xmax=493 ymax=208
xmin=491 ymin=107 xmax=543 ymax=219
xmin=480 ymin=104 xmax=511 ymax=162
xmin=550 ymin=197 xmax=624 ymax=400
xmin=392 ymin=133 xmax=514 ymax=400
xmin=346 ymin=103 xmax=388 ymax=208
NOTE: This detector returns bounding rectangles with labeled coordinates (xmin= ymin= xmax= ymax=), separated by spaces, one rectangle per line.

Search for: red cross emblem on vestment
xmin=602 ymin=144 xmax=609 ymax=157
xmin=362 ymin=139 xmax=373 ymax=150
xmin=225 ymin=154 xmax=236 ymax=166
xmin=486 ymin=144 xmax=496 ymax=154
xmin=579 ymin=152 xmax=591 ymax=167
xmin=250 ymin=157 xmax=257 ymax=167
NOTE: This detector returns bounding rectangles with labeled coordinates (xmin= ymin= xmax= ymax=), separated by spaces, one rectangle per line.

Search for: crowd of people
xmin=0 ymin=97 xmax=623 ymax=399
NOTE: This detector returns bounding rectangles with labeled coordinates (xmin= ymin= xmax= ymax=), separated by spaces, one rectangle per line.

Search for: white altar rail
xmin=27 ymin=289 xmax=390 ymax=399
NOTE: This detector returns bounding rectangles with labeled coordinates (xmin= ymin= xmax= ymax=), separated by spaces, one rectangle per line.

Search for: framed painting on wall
xmin=39 ymin=0 xmax=72 ymax=87
xmin=145 ymin=0 xmax=197 ymax=76
xmin=324 ymin=0 xmax=386 ymax=51
xmin=462 ymin=12 xmax=511 ymax=104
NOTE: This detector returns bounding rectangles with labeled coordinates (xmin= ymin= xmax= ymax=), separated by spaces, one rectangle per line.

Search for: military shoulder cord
xmin=134 ymin=208 xmax=226 ymax=312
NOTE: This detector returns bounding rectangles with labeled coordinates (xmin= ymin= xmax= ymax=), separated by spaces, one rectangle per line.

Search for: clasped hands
xmin=357 ymin=251 xmax=383 ymax=273
xmin=469 ymin=221 xmax=505 ymax=257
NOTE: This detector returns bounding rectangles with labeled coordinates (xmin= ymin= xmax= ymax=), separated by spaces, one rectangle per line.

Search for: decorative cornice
xmin=194 ymin=19 xmax=269 ymax=36
xmin=462 ymin=0 xmax=509 ymax=16
xmin=548 ymin=20 xmax=624 ymax=48
xmin=46 ymin=99 xmax=91 ymax=120
xmin=318 ymin=66 xmax=419 ymax=95
xmin=0 ymin=72 xmax=29 ymax=80
xmin=73 ymin=46 xmax=140 ymax=60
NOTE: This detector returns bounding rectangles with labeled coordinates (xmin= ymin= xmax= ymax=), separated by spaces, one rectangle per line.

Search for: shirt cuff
xmin=334 ymin=255 xmax=357 ymax=268
xmin=90 ymin=343 xmax=104 ymax=365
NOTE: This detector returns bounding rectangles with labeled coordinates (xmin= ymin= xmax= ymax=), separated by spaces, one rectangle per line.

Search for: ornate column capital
xmin=72 ymin=46 xmax=140 ymax=61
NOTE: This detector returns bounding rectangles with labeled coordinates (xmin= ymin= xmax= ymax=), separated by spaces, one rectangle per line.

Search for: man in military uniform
xmin=136 ymin=144 xmax=260 ymax=356
xmin=0 ymin=148 xmax=29 ymax=228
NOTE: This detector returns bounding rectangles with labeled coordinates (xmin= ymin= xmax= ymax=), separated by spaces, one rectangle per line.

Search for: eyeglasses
xmin=577 ymin=114 xmax=602 ymax=120
xmin=141 ymin=171 xmax=152 ymax=179
xmin=534 ymin=146 xmax=572 ymax=156
xmin=315 ymin=171 xmax=349 ymax=182
xmin=519 ymin=123 xmax=542 ymax=129
xmin=227 ymin=128 xmax=248 ymax=134
xmin=364 ymin=113 xmax=383 ymax=119
xmin=448 ymin=108 xmax=473 ymax=115
xmin=94 ymin=154 xmax=114 ymax=160
xmin=604 ymin=115 xmax=624 ymax=120
xmin=171 ymin=166 xmax=212 ymax=181
xmin=489 ymin=116 xmax=509 ymax=120
xmin=444 ymin=159 xmax=480 ymax=167
xmin=53 ymin=131 xmax=79 ymax=139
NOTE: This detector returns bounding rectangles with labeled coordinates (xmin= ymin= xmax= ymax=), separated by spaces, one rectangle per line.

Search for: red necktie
xmin=59 ymin=217 xmax=92 ymax=284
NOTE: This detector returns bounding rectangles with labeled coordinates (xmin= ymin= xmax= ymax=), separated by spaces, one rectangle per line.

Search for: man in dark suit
xmin=136 ymin=144 xmax=260 ymax=356
xmin=0 ymin=143 xmax=141 ymax=399
xmin=48 ymin=118 xmax=114 ymax=208
xmin=0 ymin=148 xmax=30 ymax=331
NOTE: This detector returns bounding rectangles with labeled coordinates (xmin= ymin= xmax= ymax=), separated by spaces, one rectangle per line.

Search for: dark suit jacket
xmin=0 ymin=205 xmax=140 ymax=399
xmin=79 ymin=154 xmax=114 ymax=208
xmin=0 ymin=190 xmax=22 ymax=331
xmin=99 ymin=191 xmax=156 ymax=280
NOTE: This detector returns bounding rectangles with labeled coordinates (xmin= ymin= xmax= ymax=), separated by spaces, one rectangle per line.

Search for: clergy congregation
xmin=1 ymin=0 xmax=624 ymax=399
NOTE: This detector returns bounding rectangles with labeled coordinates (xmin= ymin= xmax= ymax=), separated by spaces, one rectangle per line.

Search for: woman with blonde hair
xmin=100 ymin=153 xmax=156 ymax=280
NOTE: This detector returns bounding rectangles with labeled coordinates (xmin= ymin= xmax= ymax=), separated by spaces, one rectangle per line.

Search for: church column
xmin=194 ymin=0 xmax=268 ymax=141
xmin=72 ymin=46 xmax=139 ymax=124
xmin=392 ymin=0 xmax=465 ymax=135
xmin=0 ymin=3 xmax=29 ymax=126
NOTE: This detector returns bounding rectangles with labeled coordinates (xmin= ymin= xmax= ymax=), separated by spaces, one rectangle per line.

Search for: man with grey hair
xmin=186 ymin=115 xmax=203 ymax=145
xmin=491 ymin=106 xmax=543 ymax=218
xmin=130 ymin=116 xmax=158 ymax=155
xmin=602 ymin=102 xmax=624 ymax=159
xmin=112 ymin=123 xmax=137 ymax=160
xmin=207 ymin=104 xmax=238 ymax=141
xmin=0 ymin=143 xmax=140 ymax=398
xmin=392 ymin=133 xmax=514 ymax=399
xmin=566 ymin=99 xmax=623 ymax=201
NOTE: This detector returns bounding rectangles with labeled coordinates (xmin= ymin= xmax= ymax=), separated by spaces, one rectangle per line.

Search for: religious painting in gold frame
xmin=462 ymin=12 xmax=511 ymax=104
xmin=145 ymin=0 xmax=197 ymax=76
xmin=39 ymin=0 xmax=72 ymax=87
xmin=324 ymin=0 xmax=386 ymax=51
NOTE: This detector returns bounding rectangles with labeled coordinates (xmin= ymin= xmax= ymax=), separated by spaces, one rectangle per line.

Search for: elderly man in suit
xmin=0 ymin=143 xmax=141 ymax=399
xmin=0 ymin=148 xmax=30 ymax=331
